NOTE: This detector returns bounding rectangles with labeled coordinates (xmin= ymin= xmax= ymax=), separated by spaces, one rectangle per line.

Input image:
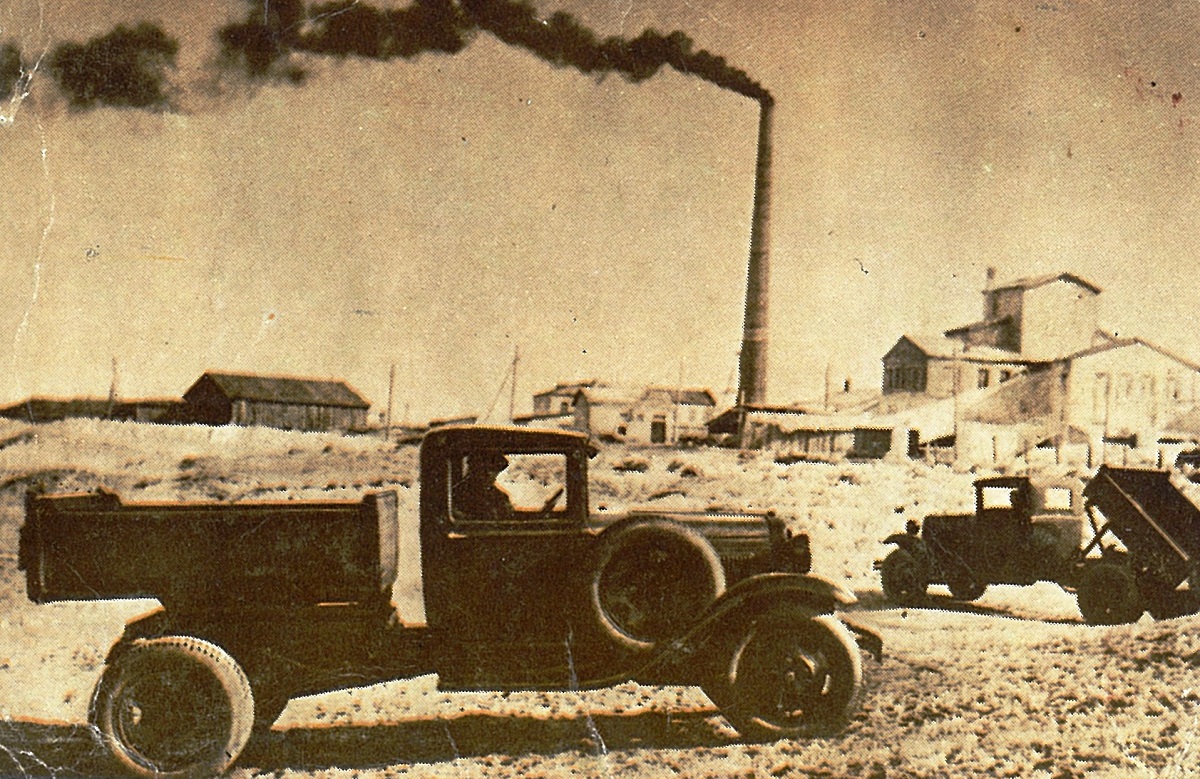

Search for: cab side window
xmin=451 ymin=451 xmax=568 ymax=522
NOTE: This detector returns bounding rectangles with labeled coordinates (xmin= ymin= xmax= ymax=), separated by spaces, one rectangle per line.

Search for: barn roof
xmin=189 ymin=372 xmax=370 ymax=408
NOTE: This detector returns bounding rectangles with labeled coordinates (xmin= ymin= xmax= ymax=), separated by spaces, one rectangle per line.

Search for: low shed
xmin=183 ymin=372 xmax=370 ymax=432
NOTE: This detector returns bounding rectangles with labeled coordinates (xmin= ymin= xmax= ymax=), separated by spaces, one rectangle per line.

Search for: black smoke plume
xmin=49 ymin=23 xmax=179 ymax=110
xmin=0 ymin=43 xmax=23 ymax=101
xmin=219 ymin=0 xmax=770 ymax=103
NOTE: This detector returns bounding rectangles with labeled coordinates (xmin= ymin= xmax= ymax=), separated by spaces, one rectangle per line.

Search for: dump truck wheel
xmin=1137 ymin=575 xmax=1197 ymax=621
xmin=1077 ymin=563 xmax=1143 ymax=625
xmin=713 ymin=609 xmax=862 ymax=741
xmin=90 ymin=636 xmax=255 ymax=779
xmin=590 ymin=518 xmax=725 ymax=652
xmin=880 ymin=548 xmax=927 ymax=605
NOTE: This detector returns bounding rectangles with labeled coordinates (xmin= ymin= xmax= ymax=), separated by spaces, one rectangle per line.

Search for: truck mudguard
xmin=643 ymin=572 xmax=856 ymax=670
xmin=883 ymin=531 xmax=925 ymax=556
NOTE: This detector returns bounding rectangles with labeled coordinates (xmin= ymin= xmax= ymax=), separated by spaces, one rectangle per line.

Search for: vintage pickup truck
xmin=20 ymin=425 xmax=879 ymax=778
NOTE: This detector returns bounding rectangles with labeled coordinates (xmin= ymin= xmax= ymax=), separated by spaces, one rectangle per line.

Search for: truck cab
xmin=881 ymin=474 xmax=1085 ymax=602
xmin=418 ymin=426 xmax=599 ymax=687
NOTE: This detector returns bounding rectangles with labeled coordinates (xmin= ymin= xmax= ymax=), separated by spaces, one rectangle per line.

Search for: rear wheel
xmin=1077 ymin=562 xmax=1143 ymax=625
xmin=712 ymin=610 xmax=862 ymax=741
xmin=880 ymin=548 xmax=927 ymax=605
xmin=90 ymin=636 xmax=255 ymax=779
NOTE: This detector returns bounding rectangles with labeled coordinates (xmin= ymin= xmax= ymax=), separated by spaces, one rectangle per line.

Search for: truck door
xmin=431 ymin=448 xmax=593 ymax=688
xmin=977 ymin=480 xmax=1032 ymax=574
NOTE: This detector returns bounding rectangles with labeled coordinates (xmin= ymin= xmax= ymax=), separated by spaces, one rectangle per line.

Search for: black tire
xmin=712 ymin=610 xmax=862 ymax=741
xmin=90 ymin=636 xmax=255 ymax=779
xmin=946 ymin=572 xmax=986 ymax=602
xmin=1077 ymin=563 xmax=1144 ymax=625
xmin=880 ymin=548 xmax=927 ymax=605
xmin=590 ymin=518 xmax=725 ymax=652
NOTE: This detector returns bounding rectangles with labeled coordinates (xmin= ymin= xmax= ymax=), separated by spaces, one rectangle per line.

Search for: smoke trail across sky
xmin=219 ymin=0 xmax=772 ymax=103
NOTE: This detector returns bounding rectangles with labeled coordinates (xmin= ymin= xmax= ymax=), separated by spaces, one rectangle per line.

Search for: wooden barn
xmin=182 ymin=372 xmax=370 ymax=433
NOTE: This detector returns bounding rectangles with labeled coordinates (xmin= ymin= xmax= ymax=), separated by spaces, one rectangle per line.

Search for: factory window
xmin=999 ymin=369 xmax=1012 ymax=382
xmin=885 ymin=364 xmax=927 ymax=392
xmin=978 ymin=369 xmax=990 ymax=389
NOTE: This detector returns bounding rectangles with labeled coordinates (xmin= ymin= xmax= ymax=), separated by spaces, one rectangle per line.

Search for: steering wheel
xmin=540 ymin=486 xmax=565 ymax=513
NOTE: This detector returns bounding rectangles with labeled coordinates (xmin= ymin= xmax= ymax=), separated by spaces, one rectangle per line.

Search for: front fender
xmin=640 ymin=573 xmax=865 ymax=680
xmin=883 ymin=532 xmax=925 ymax=555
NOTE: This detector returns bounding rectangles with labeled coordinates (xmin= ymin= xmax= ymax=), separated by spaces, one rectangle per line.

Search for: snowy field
xmin=0 ymin=418 xmax=1197 ymax=778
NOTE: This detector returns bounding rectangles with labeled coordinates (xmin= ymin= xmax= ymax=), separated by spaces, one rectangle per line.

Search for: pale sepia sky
xmin=1 ymin=0 xmax=1198 ymax=421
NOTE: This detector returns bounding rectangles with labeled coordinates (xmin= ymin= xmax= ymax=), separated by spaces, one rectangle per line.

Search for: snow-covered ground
xmin=0 ymin=419 xmax=1196 ymax=778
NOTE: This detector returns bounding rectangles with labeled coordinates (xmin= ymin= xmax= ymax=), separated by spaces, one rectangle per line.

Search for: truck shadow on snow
xmin=0 ymin=709 xmax=736 ymax=776
xmin=849 ymin=589 xmax=1083 ymax=625
xmin=242 ymin=708 xmax=735 ymax=771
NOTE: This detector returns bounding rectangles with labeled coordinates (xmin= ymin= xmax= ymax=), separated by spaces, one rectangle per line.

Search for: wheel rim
xmin=108 ymin=656 xmax=233 ymax=774
xmin=729 ymin=618 xmax=855 ymax=733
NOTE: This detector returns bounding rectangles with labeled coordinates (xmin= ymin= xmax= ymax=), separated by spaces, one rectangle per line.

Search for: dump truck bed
xmin=20 ymin=490 xmax=398 ymax=606
xmin=1083 ymin=466 xmax=1200 ymax=588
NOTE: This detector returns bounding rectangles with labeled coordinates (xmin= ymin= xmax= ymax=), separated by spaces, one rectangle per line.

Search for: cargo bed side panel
xmin=22 ymin=491 xmax=397 ymax=606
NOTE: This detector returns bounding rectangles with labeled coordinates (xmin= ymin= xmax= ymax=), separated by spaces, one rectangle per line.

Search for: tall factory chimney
xmin=737 ymin=97 xmax=773 ymax=410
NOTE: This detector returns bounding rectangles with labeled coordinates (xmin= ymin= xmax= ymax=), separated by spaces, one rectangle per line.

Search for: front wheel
xmin=90 ymin=636 xmax=255 ymax=779
xmin=1076 ymin=562 xmax=1143 ymax=625
xmin=712 ymin=609 xmax=862 ymax=741
xmin=880 ymin=548 xmax=927 ymax=605
xmin=946 ymin=572 xmax=986 ymax=602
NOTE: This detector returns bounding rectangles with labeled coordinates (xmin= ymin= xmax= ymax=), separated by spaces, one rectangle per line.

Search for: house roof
xmin=790 ymin=388 xmax=882 ymax=414
xmin=989 ymin=271 xmax=1102 ymax=295
xmin=645 ymin=386 xmax=716 ymax=406
xmin=575 ymin=383 xmax=643 ymax=406
xmin=744 ymin=408 xmax=870 ymax=433
xmin=890 ymin=333 xmax=1030 ymax=364
xmin=1056 ymin=336 xmax=1200 ymax=373
xmin=188 ymin=372 xmax=370 ymax=409
xmin=575 ymin=383 xmax=716 ymax=407
xmin=943 ymin=315 xmax=1014 ymax=339
xmin=534 ymin=379 xmax=597 ymax=397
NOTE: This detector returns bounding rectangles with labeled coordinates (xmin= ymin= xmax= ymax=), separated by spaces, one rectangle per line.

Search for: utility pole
xmin=824 ymin=362 xmax=831 ymax=411
xmin=384 ymin=364 xmax=395 ymax=441
xmin=508 ymin=346 xmax=520 ymax=424
xmin=952 ymin=345 xmax=961 ymax=463
xmin=107 ymin=356 xmax=119 ymax=418
xmin=673 ymin=360 xmax=683 ymax=444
